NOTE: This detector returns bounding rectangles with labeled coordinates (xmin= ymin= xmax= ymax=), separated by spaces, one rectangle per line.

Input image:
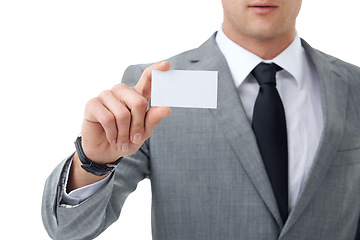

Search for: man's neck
xmin=222 ymin=25 xmax=296 ymax=60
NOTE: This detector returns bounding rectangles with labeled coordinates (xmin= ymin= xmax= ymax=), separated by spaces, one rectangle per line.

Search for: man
xmin=42 ymin=0 xmax=360 ymax=239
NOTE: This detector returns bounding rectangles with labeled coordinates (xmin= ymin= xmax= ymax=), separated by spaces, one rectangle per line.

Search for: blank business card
xmin=151 ymin=70 xmax=218 ymax=109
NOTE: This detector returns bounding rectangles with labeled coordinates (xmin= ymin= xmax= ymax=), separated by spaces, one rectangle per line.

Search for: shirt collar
xmin=215 ymin=27 xmax=304 ymax=88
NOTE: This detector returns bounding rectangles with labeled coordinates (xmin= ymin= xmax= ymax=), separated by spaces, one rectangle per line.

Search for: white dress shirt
xmin=62 ymin=28 xmax=324 ymax=211
xmin=216 ymin=28 xmax=323 ymax=211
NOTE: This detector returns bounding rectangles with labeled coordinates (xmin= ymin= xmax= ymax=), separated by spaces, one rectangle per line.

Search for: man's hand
xmin=81 ymin=61 xmax=172 ymax=165
xmin=67 ymin=62 xmax=171 ymax=192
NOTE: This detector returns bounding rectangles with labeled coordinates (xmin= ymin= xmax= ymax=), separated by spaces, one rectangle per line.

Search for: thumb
xmin=134 ymin=61 xmax=171 ymax=101
xmin=143 ymin=106 xmax=172 ymax=139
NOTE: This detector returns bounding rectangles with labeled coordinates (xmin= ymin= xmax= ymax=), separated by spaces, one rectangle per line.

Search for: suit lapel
xmin=188 ymin=34 xmax=284 ymax=228
xmin=212 ymin=63 xmax=285 ymax=228
xmin=280 ymin=40 xmax=349 ymax=236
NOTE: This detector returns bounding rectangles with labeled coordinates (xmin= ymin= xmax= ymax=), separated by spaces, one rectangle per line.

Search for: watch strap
xmin=74 ymin=136 xmax=122 ymax=176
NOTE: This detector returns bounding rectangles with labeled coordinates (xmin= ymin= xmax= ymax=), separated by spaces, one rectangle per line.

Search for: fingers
xmin=97 ymin=89 xmax=133 ymax=146
xmin=84 ymin=97 xmax=119 ymax=145
xmin=143 ymin=106 xmax=172 ymax=140
xmin=134 ymin=61 xmax=171 ymax=101
xmin=110 ymin=84 xmax=148 ymax=145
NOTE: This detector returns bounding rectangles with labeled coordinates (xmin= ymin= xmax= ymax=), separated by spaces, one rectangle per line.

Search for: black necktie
xmin=251 ymin=62 xmax=288 ymax=223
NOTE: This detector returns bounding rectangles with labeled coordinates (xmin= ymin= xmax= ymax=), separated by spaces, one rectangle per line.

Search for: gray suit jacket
xmin=42 ymin=33 xmax=360 ymax=240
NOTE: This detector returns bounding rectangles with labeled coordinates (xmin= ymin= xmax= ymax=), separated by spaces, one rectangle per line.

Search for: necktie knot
xmin=252 ymin=62 xmax=282 ymax=86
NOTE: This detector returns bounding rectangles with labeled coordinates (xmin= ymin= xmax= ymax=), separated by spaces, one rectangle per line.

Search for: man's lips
xmin=248 ymin=3 xmax=278 ymax=14
xmin=249 ymin=2 xmax=277 ymax=7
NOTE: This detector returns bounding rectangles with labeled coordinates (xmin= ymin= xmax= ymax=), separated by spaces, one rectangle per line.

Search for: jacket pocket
xmin=332 ymin=142 xmax=360 ymax=166
xmin=337 ymin=135 xmax=360 ymax=152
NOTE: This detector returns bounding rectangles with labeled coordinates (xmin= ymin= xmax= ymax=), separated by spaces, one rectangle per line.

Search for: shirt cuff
xmin=60 ymin=157 xmax=112 ymax=206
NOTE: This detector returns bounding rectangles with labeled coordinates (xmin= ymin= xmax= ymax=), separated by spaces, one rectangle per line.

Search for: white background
xmin=0 ymin=0 xmax=359 ymax=239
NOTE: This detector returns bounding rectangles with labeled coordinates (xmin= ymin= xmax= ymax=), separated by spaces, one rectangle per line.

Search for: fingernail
xmin=161 ymin=61 xmax=170 ymax=66
xmin=122 ymin=143 xmax=129 ymax=152
xmin=132 ymin=133 xmax=142 ymax=144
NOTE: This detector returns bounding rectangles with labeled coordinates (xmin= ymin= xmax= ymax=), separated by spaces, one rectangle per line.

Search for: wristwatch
xmin=74 ymin=136 xmax=122 ymax=176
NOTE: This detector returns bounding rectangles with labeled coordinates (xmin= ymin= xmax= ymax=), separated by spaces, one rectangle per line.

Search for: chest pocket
xmin=332 ymin=136 xmax=360 ymax=166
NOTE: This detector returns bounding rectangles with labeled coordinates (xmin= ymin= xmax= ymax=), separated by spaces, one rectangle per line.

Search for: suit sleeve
xmin=41 ymin=65 xmax=151 ymax=240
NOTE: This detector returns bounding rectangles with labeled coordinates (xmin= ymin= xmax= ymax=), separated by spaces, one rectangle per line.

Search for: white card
xmin=151 ymin=70 xmax=218 ymax=109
